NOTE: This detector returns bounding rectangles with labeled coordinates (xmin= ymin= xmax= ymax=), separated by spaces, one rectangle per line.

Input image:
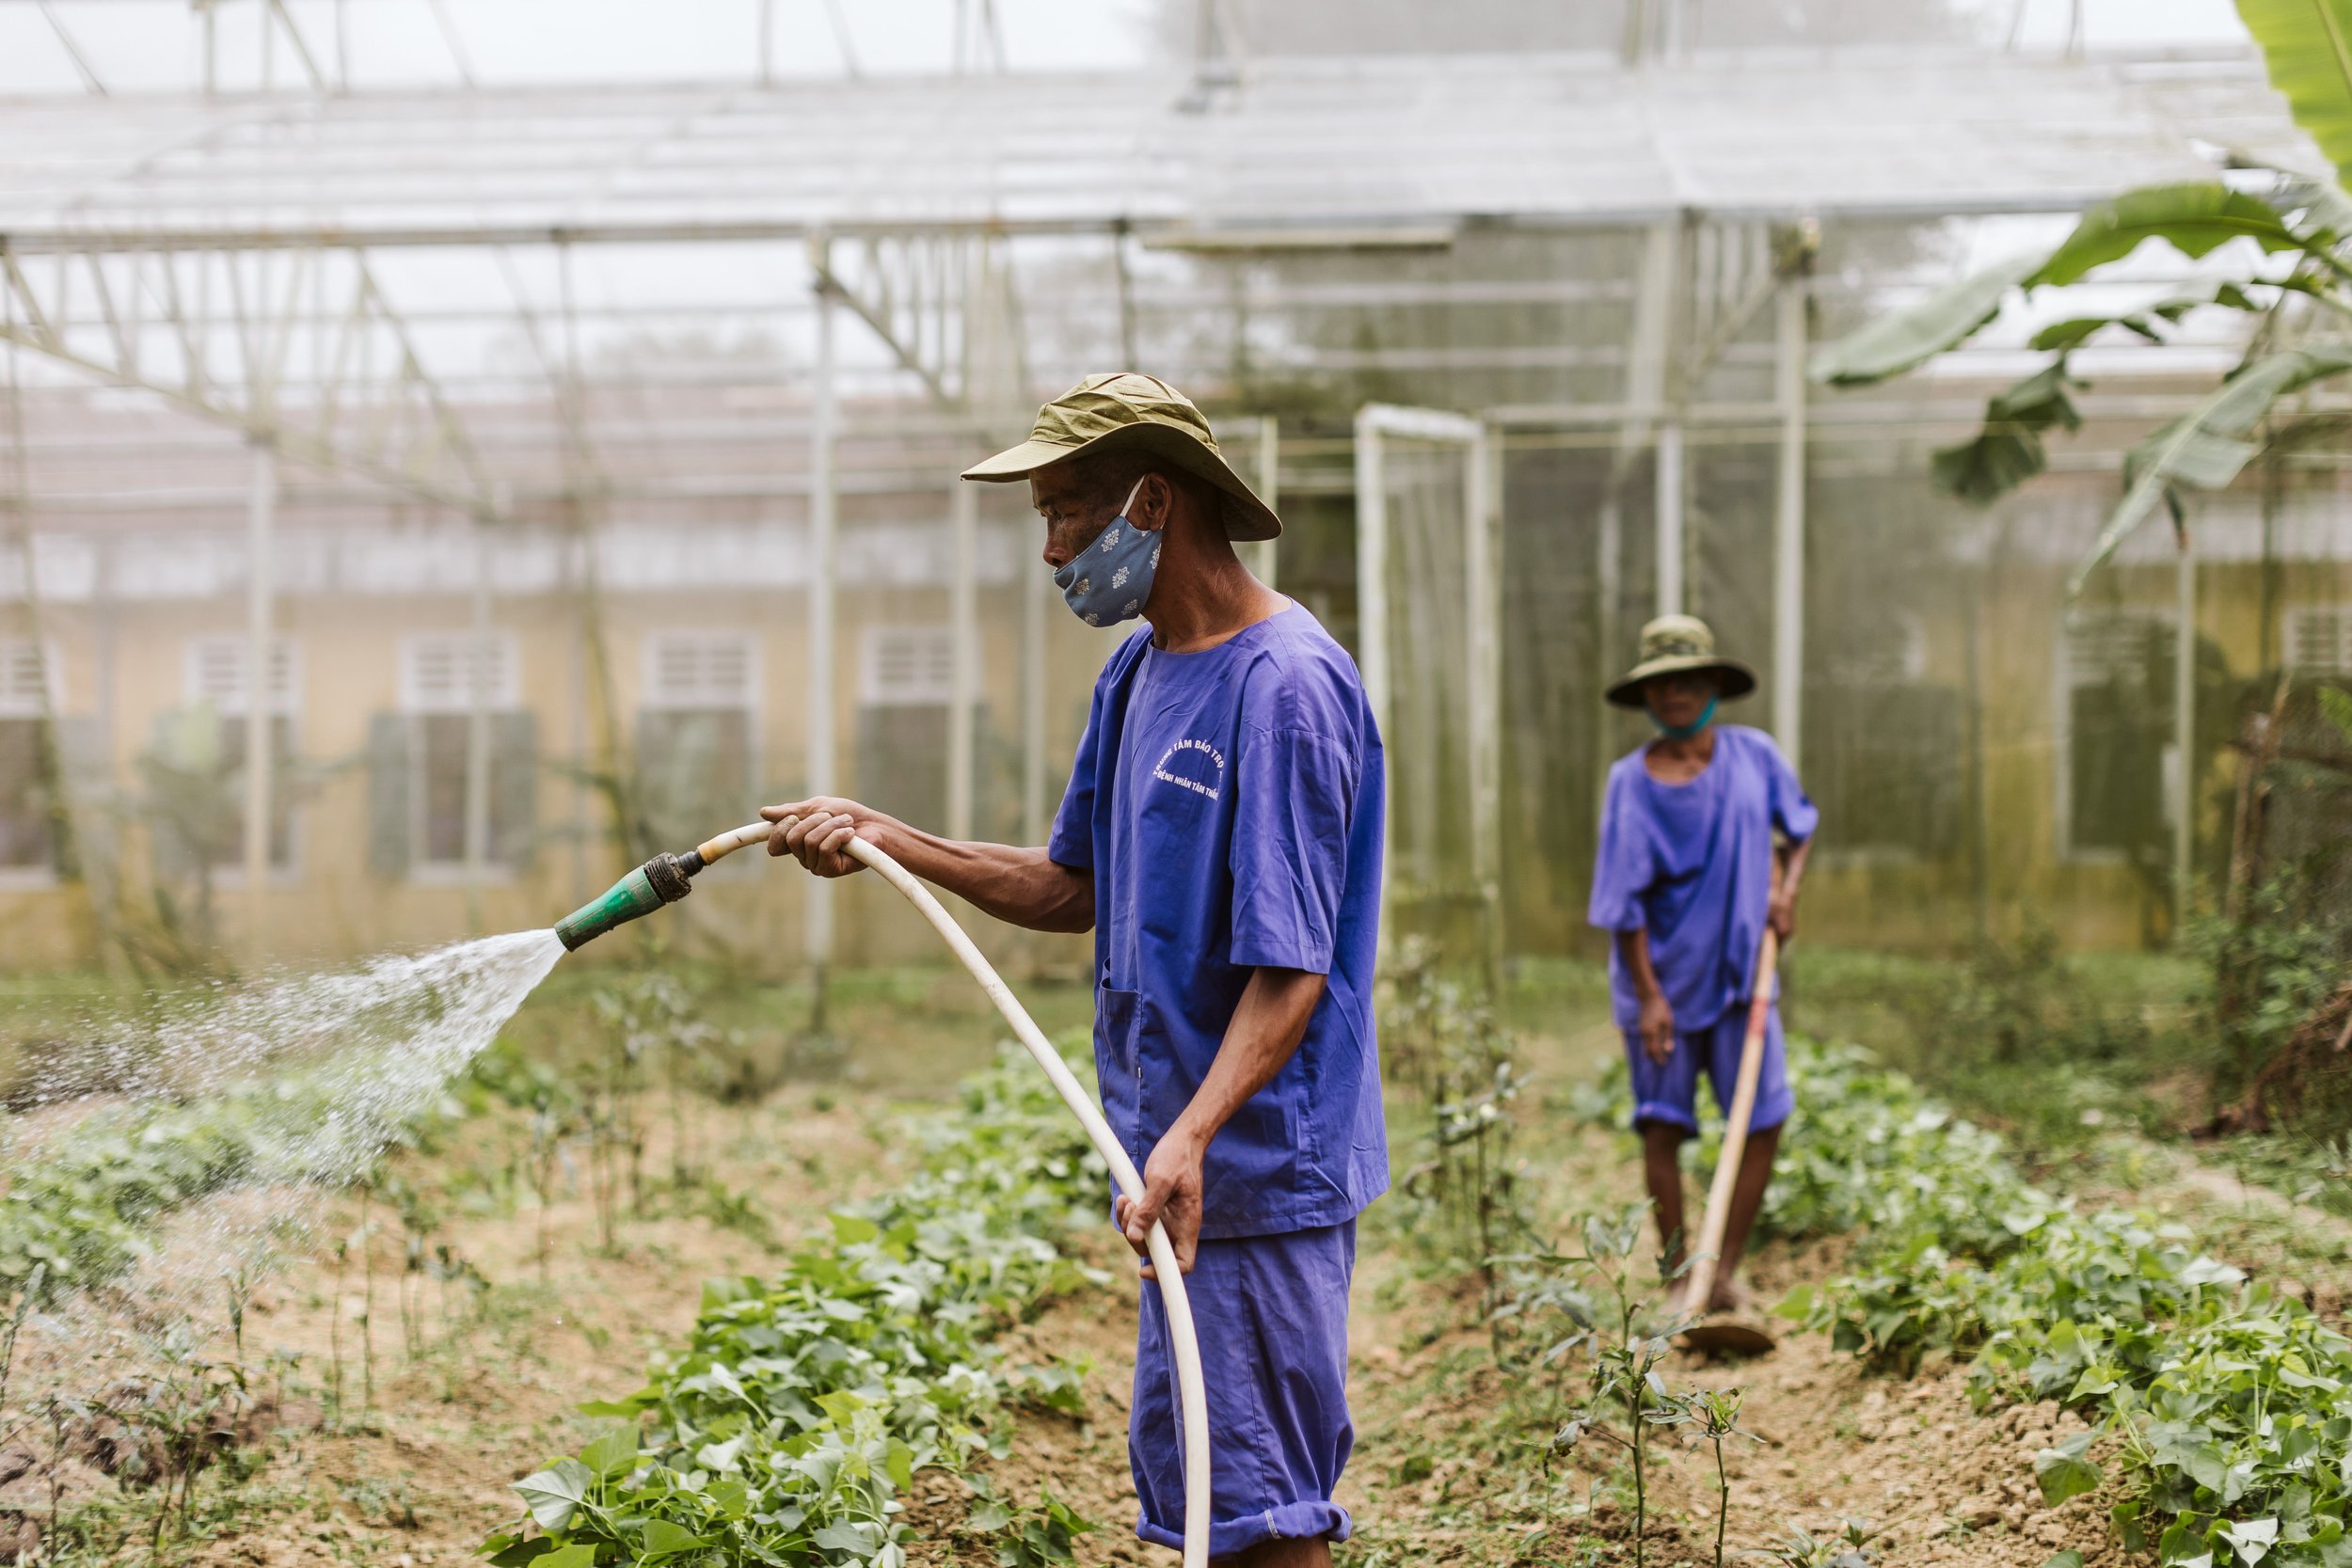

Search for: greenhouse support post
xmin=1656 ymin=420 xmax=1684 ymax=617
xmin=464 ymin=521 xmax=493 ymax=931
xmin=1772 ymin=279 xmax=1806 ymax=770
xmin=1469 ymin=425 xmax=1502 ymax=984
xmin=1021 ymin=525 xmax=1046 ymax=845
xmin=2174 ymin=536 xmax=2195 ymax=931
xmin=1352 ymin=408 xmax=1389 ymax=931
xmin=1634 ymin=219 xmax=1685 ymax=620
xmin=948 ymin=474 xmax=977 ymax=841
xmin=1595 ymin=217 xmax=1683 ymax=809
xmin=1253 ymin=415 xmax=1279 ymax=589
xmin=243 ymin=438 xmax=276 ymax=942
xmin=806 ymin=248 xmax=839 ymax=1006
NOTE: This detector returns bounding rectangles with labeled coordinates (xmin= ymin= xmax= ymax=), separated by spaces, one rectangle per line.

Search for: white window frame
xmin=183 ymin=636 xmax=300 ymax=717
xmin=641 ymin=630 xmax=762 ymax=867
xmin=401 ymin=632 xmax=523 ymax=880
xmin=0 ymin=641 xmax=62 ymax=889
xmin=859 ymin=625 xmax=961 ymax=708
xmin=183 ymin=637 xmax=304 ymax=883
xmin=400 ymin=631 xmax=520 ymax=716
xmin=644 ymin=629 xmax=760 ymax=711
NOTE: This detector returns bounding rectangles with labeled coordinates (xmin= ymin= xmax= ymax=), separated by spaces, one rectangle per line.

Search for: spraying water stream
xmin=6 ymin=929 xmax=566 ymax=1407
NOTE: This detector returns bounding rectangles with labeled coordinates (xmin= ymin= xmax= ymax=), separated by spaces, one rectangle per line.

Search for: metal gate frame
xmin=1354 ymin=403 xmax=1502 ymax=978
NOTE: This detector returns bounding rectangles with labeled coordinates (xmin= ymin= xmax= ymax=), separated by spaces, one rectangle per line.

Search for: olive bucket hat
xmin=1604 ymin=614 xmax=1758 ymax=709
xmin=961 ymin=372 xmax=1282 ymax=542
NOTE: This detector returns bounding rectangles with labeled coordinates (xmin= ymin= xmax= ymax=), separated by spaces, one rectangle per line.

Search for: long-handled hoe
xmin=1678 ymin=928 xmax=1780 ymax=1358
xmin=551 ymin=820 xmax=1215 ymax=1568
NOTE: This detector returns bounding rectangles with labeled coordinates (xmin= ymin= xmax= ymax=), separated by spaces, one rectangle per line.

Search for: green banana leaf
xmin=2068 ymin=342 xmax=2352 ymax=594
xmin=1810 ymin=185 xmax=2316 ymax=388
xmin=1808 ymin=252 xmax=2041 ymax=386
xmin=2237 ymin=0 xmax=2352 ymax=194
xmin=2028 ymin=183 xmax=2311 ymax=285
xmin=2027 ymin=280 xmax=2264 ymax=352
xmin=1931 ymin=362 xmax=2084 ymax=504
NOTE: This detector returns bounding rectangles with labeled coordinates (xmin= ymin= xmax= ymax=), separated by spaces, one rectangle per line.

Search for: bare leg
xmin=1638 ymin=1120 xmax=1691 ymax=1276
xmin=1708 ymin=1123 xmax=1782 ymax=1312
xmin=1220 ymin=1536 xmax=1332 ymax=1567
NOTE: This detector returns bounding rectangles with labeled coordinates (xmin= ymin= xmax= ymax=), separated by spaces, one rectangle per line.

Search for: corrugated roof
xmin=0 ymin=47 xmax=2312 ymax=250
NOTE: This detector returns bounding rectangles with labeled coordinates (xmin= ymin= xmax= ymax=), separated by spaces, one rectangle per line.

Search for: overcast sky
xmin=0 ymin=0 xmax=2251 ymax=94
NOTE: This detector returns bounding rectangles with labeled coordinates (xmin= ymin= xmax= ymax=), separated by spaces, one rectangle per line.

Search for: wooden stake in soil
xmin=1679 ymin=927 xmax=1778 ymax=1357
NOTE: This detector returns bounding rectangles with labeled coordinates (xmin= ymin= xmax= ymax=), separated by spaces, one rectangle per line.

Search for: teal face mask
xmin=1055 ymin=479 xmax=1157 ymax=626
xmin=1649 ymin=695 xmax=1717 ymax=741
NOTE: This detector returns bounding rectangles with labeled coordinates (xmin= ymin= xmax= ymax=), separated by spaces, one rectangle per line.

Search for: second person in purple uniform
xmin=1587 ymin=614 xmax=1817 ymax=1314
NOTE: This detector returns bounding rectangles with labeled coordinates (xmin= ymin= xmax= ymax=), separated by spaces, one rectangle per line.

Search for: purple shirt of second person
xmin=1587 ymin=724 xmax=1819 ymax=1037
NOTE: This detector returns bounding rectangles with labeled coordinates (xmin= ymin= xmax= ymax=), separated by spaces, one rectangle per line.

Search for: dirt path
xmin=939 ymin=1116 xmax=2138 ymax=1568
xmin=946 ymin=1005 xmax=2155 ymax=1568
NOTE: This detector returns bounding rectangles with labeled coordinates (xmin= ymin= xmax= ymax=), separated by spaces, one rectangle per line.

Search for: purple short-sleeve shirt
xmin=1050 ymin=606 xmax=1389 ymax=1241
xmin=1587 ymin=724 xmax=1819 ymax=1035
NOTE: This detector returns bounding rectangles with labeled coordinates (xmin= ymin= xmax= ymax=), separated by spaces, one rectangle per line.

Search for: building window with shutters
xmin=153 ymin=637 xmax=300 ymax=878
xmin=0 ymin=641 xmax=63 ymax=882
xmin=638 ymin=631 xmax=757 ymax=858
xmin=855 ymin=626 xmax=977 ymax=832
xmin=370 ymin=634 xmax=536 ymax=880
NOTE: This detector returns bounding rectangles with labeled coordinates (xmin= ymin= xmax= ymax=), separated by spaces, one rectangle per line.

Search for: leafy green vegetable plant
xmin=483 ymin=1044 xmax=1106 ymax=1567
xmin=961 ymin=1480 xmax=1094 ymax=1567
xmin=1755 ymin=1037 xmax=2352 ymax=1567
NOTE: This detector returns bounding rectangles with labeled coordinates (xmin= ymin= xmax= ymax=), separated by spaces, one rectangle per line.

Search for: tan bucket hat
xmin=962 ymin=372 xmax=1281 ymax=542
xmin=1605 ymin=614 xmax=1758 ymax=709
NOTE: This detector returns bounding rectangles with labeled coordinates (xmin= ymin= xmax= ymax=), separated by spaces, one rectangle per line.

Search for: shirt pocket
xmin=1136 ymin=992 xmax=1300 ymax=1216
xmin=1094 ymin=983 xmax=1144 ymax=1148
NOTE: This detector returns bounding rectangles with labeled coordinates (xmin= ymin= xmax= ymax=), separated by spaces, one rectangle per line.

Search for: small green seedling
xmin=1759 ymin=1515 xmax=1882 ymax=1568
xmin=1653 ymin=1385 xmax=1758 ymax=1568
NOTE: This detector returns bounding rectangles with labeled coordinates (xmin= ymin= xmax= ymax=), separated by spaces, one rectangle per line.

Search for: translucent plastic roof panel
xmin=0 ymin=47 xmax=2310 ymax=250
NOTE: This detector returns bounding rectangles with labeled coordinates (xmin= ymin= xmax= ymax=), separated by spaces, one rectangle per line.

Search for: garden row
xmin=483 ymin=1043 xmax=1108 ymax=1568
xmin=1715 ymin=1041 xmax=2352 ymax=1568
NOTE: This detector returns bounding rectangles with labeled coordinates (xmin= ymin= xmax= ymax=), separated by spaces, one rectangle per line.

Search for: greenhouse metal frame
xmin=0 ymin=13 xmax=2324 ymax=971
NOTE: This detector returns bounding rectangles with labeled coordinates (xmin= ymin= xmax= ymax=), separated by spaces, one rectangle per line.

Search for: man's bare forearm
xmin=1774 ymin=837 xmax=1812 ymax=900
xmin=868 ymin=822 xmax=1095 ymax=933
xmin=1616 ymin=927 xmax=1663 ymax=1003
xmin=1167 ymin=967 xmax=1327 ymax=1154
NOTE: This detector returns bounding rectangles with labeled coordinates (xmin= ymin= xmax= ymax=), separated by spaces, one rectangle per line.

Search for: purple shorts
xmin=1625 ymin=1004 xmax=1793 ymax=1135
xmin=1130 ymin=1221 xmax=1356 ymax=1558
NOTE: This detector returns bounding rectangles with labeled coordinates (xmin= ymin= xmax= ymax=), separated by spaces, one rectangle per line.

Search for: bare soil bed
xmin=20 ymin=994 xmax=2352 ymax=1567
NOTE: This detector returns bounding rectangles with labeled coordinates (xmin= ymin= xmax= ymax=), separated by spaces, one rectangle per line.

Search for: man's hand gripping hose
xmin=694 ymin=821 xmax=1215 ymax=1568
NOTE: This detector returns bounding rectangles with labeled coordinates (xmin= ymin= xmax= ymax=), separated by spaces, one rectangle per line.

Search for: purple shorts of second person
xmin=1623 ymin=1003 xmax=1793 ymax=1135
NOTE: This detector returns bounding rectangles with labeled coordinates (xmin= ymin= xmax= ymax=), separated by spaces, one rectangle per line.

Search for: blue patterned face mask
xmin=1055 ymin=480 xmax=1158 ymax=626
xmin=1649 ymin=694 xmax=1718 ymax=741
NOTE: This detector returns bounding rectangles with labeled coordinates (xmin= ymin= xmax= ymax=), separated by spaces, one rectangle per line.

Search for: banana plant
xmin=1809 ymin=0 xmax=2352 ymax=595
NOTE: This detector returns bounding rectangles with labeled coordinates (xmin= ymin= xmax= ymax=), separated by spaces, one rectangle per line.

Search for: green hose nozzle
xmin=553 ymin=850 xmax=702 ymax=951
xmin=551 ymin=820 xmax=776 ymax=952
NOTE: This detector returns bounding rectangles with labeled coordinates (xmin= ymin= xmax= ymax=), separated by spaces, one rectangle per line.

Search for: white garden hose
xmin=697 ymin=821 xmax=1214 ymax=1568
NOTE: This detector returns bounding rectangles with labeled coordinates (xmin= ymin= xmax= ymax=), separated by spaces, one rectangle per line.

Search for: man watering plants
xmin=763 ymin=373 xmax=1385 ymax=1568
xmin=1588 ymin=614 xmax=1817 ymax=1316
